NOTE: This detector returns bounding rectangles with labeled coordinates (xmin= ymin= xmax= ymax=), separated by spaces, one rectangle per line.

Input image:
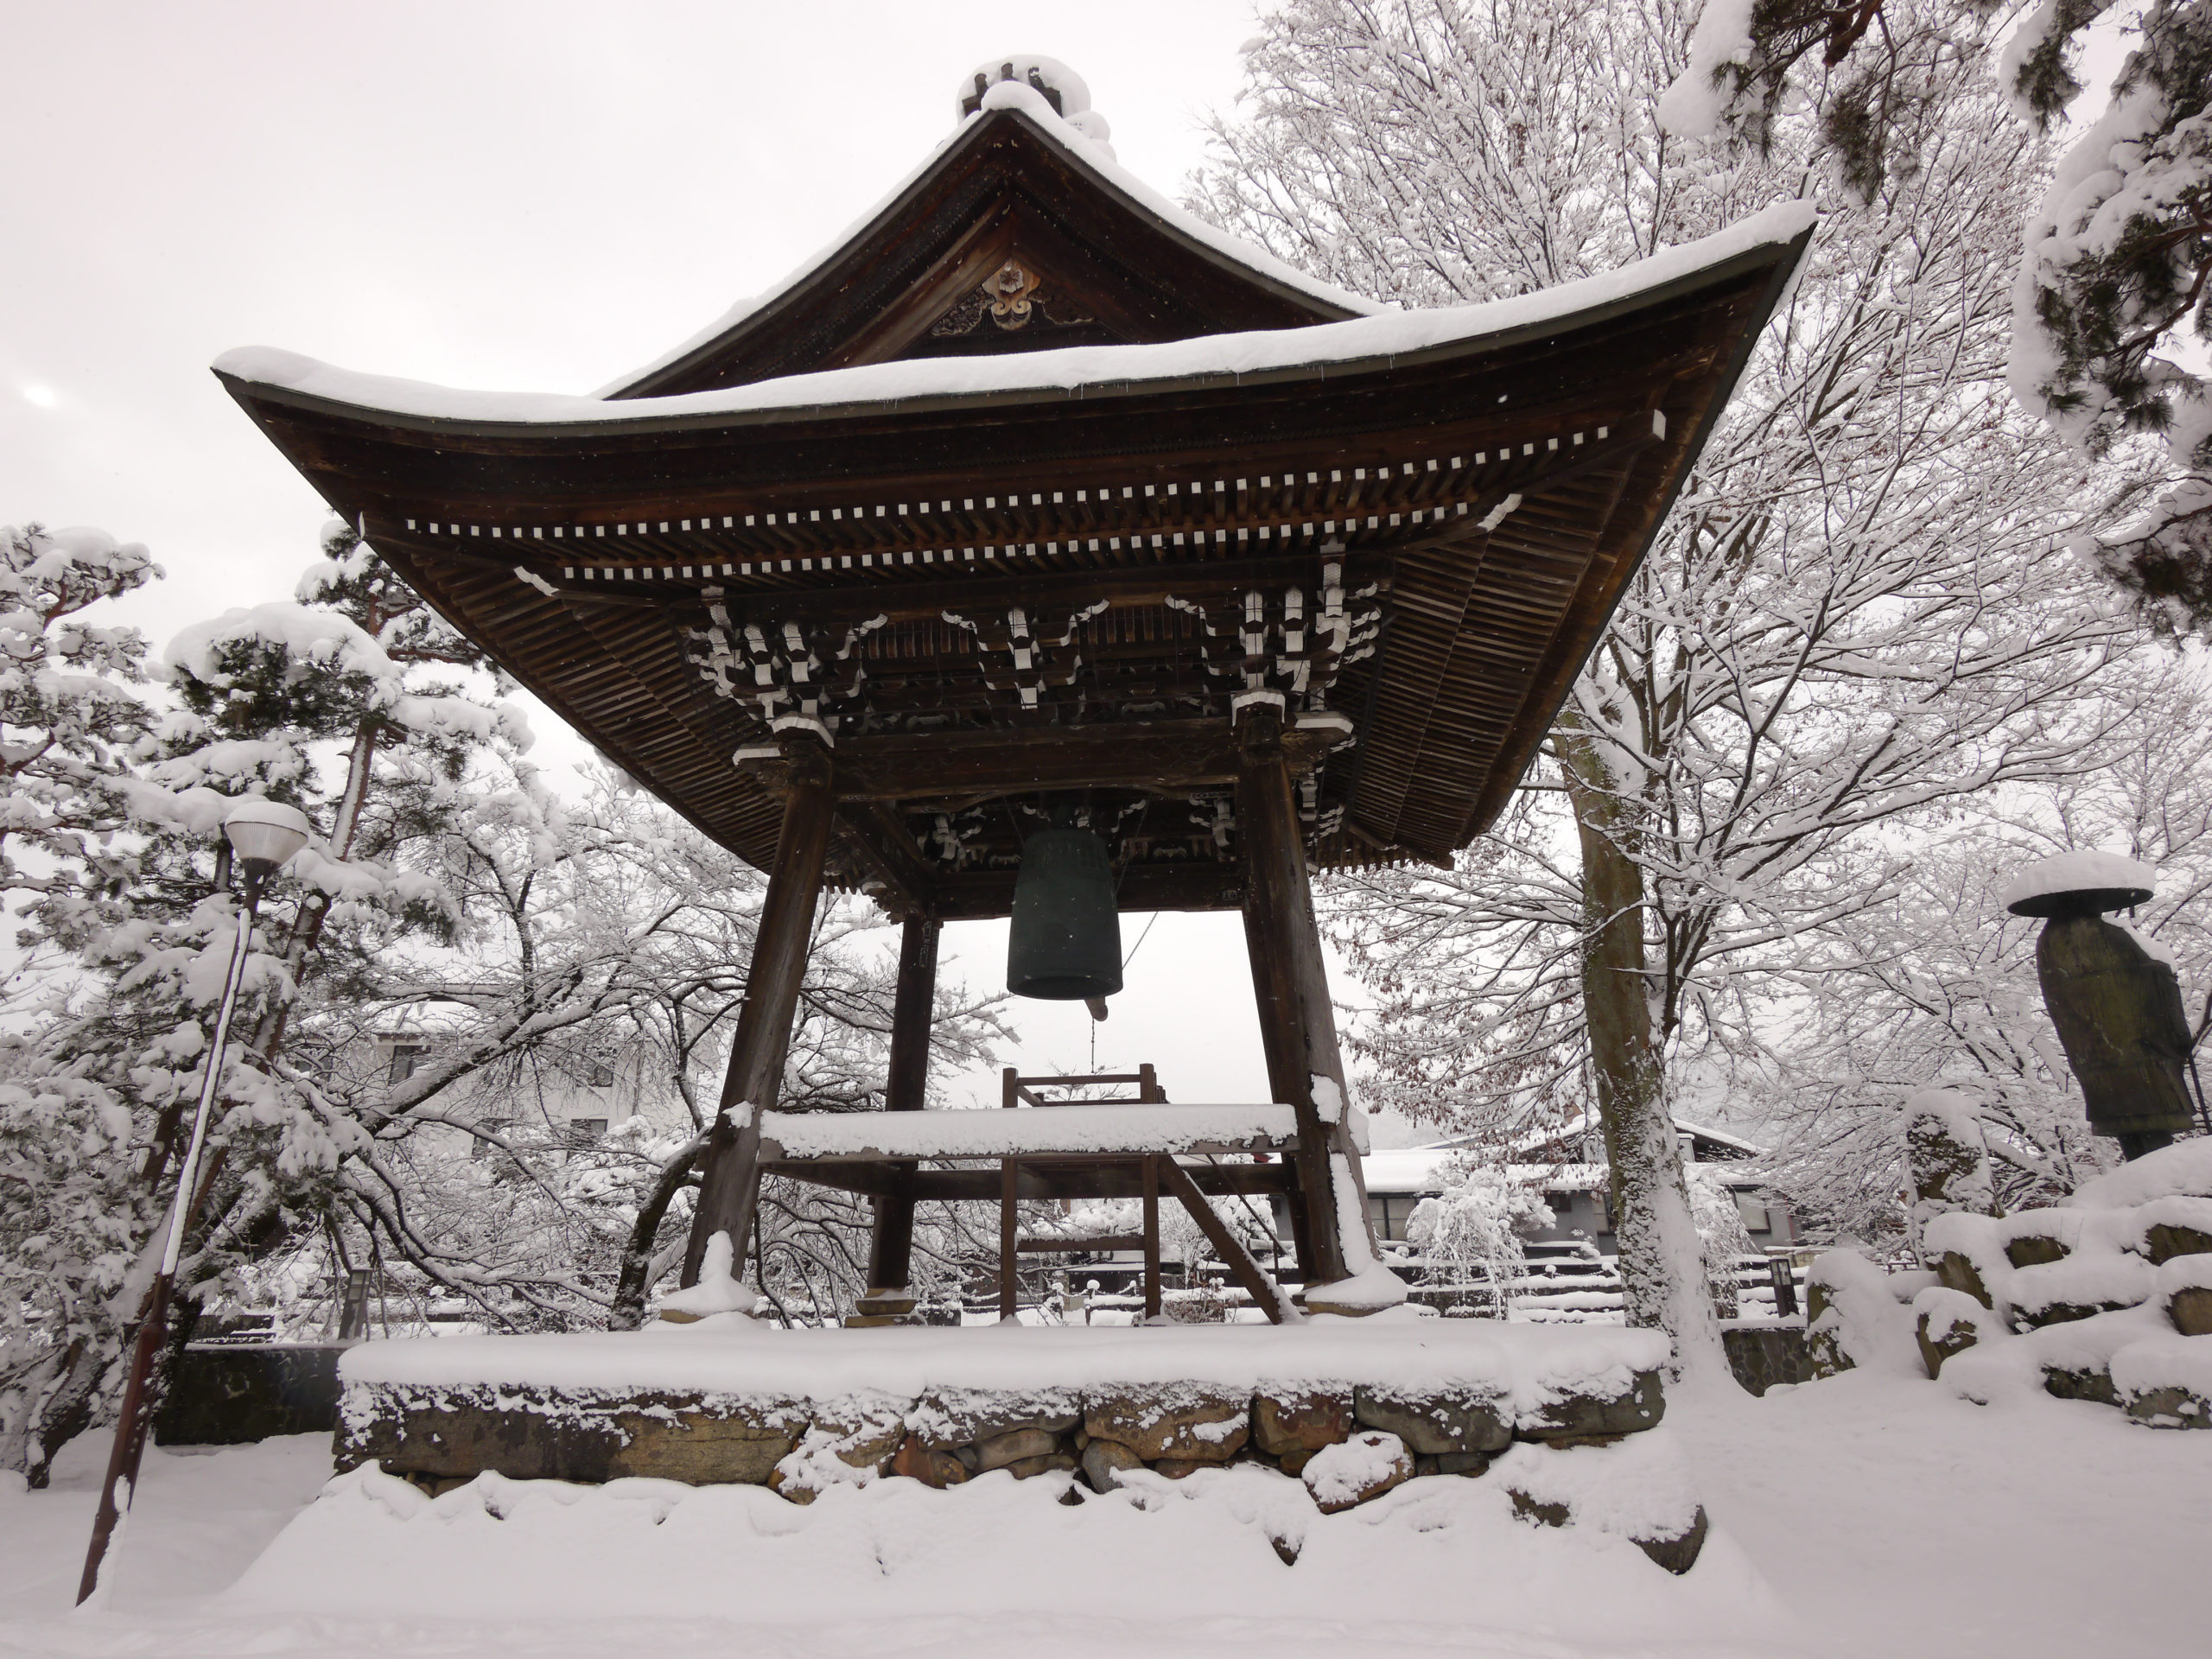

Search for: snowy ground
xmin=2 ymin=1367 xmax=2204 ymax=1659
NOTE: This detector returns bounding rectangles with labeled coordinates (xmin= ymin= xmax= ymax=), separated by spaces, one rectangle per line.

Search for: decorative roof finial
xmin=956 ymin=55 xmax=1115 ymax=159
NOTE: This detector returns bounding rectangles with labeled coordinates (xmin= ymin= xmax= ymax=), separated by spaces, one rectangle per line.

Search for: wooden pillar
xmin=1235 ymin=698 xmax=1383 ymax=1296
xmin=681 ymin=737 xmax=837 ymax=1289
xmin=1141 ymin=1154 xmax=1162 ymax=1320
xmin=999 ymin=1157 xmax=1020 ymax=1320
xmin=858 ymin=917 xmax=938 ymax=1317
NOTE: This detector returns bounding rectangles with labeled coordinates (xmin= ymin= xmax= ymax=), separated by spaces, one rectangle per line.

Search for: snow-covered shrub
xmin=1406 ymin=1167 xmax=1554 ymax=1317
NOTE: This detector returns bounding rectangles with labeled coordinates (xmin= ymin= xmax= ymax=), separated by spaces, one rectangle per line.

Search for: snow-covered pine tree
xmin=1663 ymin=0 xmax=2212 ymax=628
xmin=0 ymin=524 xmax=167 ymax=1484
xmin=1198 ymin=0 xmax=2136 ymax=1373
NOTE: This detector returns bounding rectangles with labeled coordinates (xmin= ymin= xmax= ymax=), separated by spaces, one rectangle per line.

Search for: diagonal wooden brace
xmin=1154 ymin=1155 xmax=1299 ymax=1325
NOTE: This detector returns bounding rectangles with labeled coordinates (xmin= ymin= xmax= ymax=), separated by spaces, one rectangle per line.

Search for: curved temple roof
xmin=216 ymin=104 xmax=1812 ymax=921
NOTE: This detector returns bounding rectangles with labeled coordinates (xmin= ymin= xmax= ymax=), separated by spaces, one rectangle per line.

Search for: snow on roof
xmin=593 ymin=79 xmax=1376 ymax=398
xmin=1999 ymin=849 xmax=2158 ymax=916
xmin=215 ymin=200 xmax=1816 ymax=433
xmin=1362 ymin=1139 xmax=1771 ymax=1198
xmin=1486 ymin=1111 xmax=1767 ymax=1160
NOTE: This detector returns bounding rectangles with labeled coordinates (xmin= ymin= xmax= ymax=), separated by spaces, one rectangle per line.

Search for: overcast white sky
xmin=3 ymin=1 xmax=1414 ymax=1120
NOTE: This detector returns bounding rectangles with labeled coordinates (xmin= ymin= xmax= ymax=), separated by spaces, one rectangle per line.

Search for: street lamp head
xmin=222 ymin=798 xmax=312 ymax=874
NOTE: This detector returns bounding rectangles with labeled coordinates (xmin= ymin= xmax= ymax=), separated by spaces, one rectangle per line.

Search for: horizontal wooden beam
xmin=741 ymin=717 xmax=1349 ymax=805
xmin=930 ymin=859 xmax=1246 ymax=920
xmin=762 ymin=1159 xmax=1294 ymax=1202
xmin=706 ymin=552 xmax=1393 ymax=626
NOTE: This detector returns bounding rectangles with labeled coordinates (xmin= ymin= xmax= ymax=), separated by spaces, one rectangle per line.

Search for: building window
xmin=586 ymin=1058 xmax=615 ymax=1088
xmin=563 ymin=1118 xmax=609 ymax=1150
xmin=1734 ymin=1193 xmax=1770 ymax=1232
xmin=387 ymin=1043 xmax=426 ymax=1085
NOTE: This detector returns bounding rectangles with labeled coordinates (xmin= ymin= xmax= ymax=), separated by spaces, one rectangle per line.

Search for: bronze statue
xmin=2007 ymin=855 xmax=2196 ymax=1159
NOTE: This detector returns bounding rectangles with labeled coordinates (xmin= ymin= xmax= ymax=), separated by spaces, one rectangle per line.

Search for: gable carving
xmin=930 ymin=257 xmax=1096 ymax=339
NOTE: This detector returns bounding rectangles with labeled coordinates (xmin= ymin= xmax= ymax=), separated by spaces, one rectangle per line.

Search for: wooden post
xmin=999 ymin=1157 xmax=1020 ymax=1320
xmin=1141 ymin=1155 xmax=1162 ymax=1320
xmin=681 ymin=736 xmax=836 ymax=1289
xmin=858 ymin=918 xmax=938 ymax=1318
xmin=1138 ymin=1062 xmax=1162 ymax=1103
xmin=1235 ymin=698 xmax=1385 ymax=1298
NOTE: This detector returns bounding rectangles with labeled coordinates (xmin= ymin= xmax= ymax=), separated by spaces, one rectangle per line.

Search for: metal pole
xmin=78 ymin=875 xmax=261 ymax=1606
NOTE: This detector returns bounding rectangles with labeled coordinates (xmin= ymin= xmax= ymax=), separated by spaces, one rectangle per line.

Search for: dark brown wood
xmin=681 ymin=736 xmax=837 ymax=1287
xmin=999 ymin=1158 xmax=1020 ymax=1320
xmin=1003 ymin=1067 xmax=1169 ymax=1107
xmin=1237 ymin=702 xmax=1351 ymax=1288
xmin=1142 ymin=1155 xmax=1162 ymax=1320
xmin=862 ymin=917 xmax=938 ymax=1300
xmin=741 ymin=720 xmax=1343 ymax=806
xmin=930 ymin=861 xmax=1244 ymax=922
xmin=1154 ymin=1155 xmax=1290 ymax=1325
xmin=766 ymin=1158 xmax=1294 ymax=1204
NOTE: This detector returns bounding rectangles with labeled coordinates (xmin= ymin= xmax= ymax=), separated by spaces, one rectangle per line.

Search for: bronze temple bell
xmin=1007 ymin=824 xmax=1122 ymax=1007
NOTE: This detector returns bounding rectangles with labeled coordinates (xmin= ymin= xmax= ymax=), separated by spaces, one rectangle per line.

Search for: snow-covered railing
xmin=757 ymin=1103 xmax=1300 ymax=1161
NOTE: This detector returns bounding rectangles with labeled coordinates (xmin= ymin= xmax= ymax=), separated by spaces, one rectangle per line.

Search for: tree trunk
xmin=607 ymin=1140 xmax=705 ymax=1330
xmin=1557 ymin=715 xmax=1726 ymax=1376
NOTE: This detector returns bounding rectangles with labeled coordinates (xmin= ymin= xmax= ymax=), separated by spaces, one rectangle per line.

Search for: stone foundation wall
xmin=339 ymin=1367 xmax=1675 ymax=1544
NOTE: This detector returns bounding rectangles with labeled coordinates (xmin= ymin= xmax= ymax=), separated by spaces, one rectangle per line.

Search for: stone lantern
xmin=2003 ymin=851 xmax=2196 ymax=1159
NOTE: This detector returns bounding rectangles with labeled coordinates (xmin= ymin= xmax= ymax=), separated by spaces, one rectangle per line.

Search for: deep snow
xmin=3 ymin=1359 xmax=2205 ymax=1659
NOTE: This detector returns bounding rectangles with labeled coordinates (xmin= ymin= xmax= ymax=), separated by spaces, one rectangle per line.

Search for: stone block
xmin=1302 ymin=1429 xmax=1414 ymax=1513
xmin=337 ymin=1383 xmax=804 ymax=1485
xmin=1936 ymin=1251 xmax=1993 ymax=1309
xmin=1251 ymin=1386 xmax=1353 ymax=1457
xmin=1722 ymin=1326 xmax=1814 ymax=1396
xmin=973 ymin=1427 xmax=1062 ymax=1472
xmin=1434 ymin=1450 xmax=1491 ymax=1477
xmin=1080 ymin=1438 xmax=1144 ymax=1493
xmin=2165 ymin=1285 xmax=2212 ymax=1338
xmin=2005 ymin=1234 xmax=2069 ymax=1268
xmin=1509 ymin=1486 xmax=1708 ymax=1576
xmin=810 ymin=1398 xmax=908 ymax=1468
xmin=911 ymin=1386 xmax=1082 ymax=1451
xmin=1085 ymin=1382 xmax=1249 ymax=1462
xmin=2042 ymin=1363 xmax=2120 ymax=1406
xmin=2145 ymin=1222 xmax=2212 ymax=1265
xmin=1003 ymin=1452 xmax=1078 ymax=1479
xmin=890 ymin=1433 xmax=969 ymax=1487
xmin=1512 ymin=1371 xmax=1664 ymax=1442
xmin=1351 ymin=1384 xmax=1510 ymax=1455
xmin=1635 ymin=1507 xmax=1711 ymax=1575
xmin=2125 ymin=1384 xmax=2212 ymax=1428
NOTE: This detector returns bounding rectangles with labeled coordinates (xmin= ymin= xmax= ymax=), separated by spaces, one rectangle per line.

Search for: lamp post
xmin=77 ymin=798 xmax=310 ymax=1606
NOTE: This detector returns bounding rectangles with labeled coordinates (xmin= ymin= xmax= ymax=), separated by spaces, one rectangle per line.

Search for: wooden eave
xmin=218 ymin=222 xmax=1808 ymax=915
xmin=603 ymin=105 xmax=1362 ymax=397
